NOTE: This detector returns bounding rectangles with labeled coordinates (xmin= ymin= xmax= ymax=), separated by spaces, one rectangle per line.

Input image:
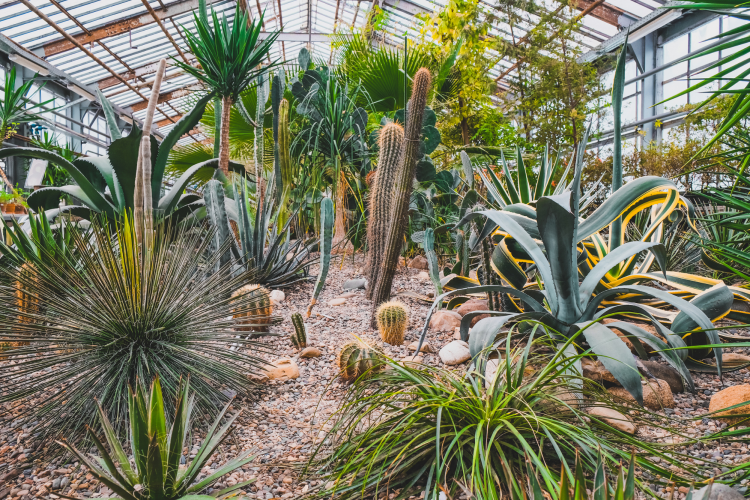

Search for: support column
xmin=640 ymin=32 xmax=660 ymax=145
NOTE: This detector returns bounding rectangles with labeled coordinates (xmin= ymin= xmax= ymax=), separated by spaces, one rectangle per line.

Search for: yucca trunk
xmin=219 ymin=95 xmax=233 ymax=175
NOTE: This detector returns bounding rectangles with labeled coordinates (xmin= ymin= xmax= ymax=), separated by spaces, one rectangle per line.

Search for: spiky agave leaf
xmin=0 ymin=216 xmax=277 ymax=448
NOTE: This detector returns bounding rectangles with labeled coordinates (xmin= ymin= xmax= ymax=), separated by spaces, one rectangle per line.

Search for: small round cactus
xmin=337 ymin=338 xmax=380 ymax=382
xmin=291 ymin=312 xmax=307 ymax=349
xmin=376 ymin=301 xmax=409 ymax=345
xmin=231 ymin=284 xmax=273 ymax=333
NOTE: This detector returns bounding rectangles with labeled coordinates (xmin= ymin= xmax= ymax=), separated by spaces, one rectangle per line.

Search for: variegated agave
xmin=415 ymin=144 xmax=733 ymax=405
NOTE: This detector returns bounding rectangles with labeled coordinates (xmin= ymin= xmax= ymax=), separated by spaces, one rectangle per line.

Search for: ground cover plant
xmin=304 ymin=326 xmax=742 ymax=499
xmin=0 ymin=216 xmax=276 ymax=446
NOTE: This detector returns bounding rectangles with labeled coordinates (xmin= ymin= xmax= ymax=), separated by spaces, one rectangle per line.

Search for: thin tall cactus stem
xmin=134 ymin=58 xmax=166 ymax=245
xmin=369 ymin=68 xmax=432 ymax=325
xmin=365 ymin=123 xmax=404 ymax=300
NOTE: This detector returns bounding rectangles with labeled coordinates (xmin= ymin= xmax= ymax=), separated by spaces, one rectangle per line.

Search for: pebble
xmin=269 ymin=290 xmax=285 ymax=304
xmin=299 ymin=347 xmax=322 ymax=358
xmin=328 ymin=298 xmax=347 ymax=306
xmin=407 ymin=341 xmax=434 ymax=353
xmin=342 ymin=278 xmax=366 ymax=290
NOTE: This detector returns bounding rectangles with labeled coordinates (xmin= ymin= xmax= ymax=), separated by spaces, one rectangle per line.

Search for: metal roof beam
xmin=39 ymin=0 xmax=222 ymax=57
xmin=574 ymin=0 xmax=633 ymax=27
xmin=129 ymin=84 xmax=199 ymax=111
xmin=257 ymin=32 xmax=334 ymax=41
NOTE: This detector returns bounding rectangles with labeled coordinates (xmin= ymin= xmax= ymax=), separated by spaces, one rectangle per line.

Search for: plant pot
xmin=4 ymin=203 xmax=15 ymax=214
xmin=0 ymin=203 xmax=5 ymax=213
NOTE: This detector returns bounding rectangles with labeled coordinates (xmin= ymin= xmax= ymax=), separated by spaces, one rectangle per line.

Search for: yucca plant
xmin=173 ymin=0 xmax=280 ymax=175
xmin=305 ymin=327 xmax=705 ymax=500
xmin=60 ymin=375 xmax=255 ymax=500
xmin=0 ymin=216 xmax=276 ymax=446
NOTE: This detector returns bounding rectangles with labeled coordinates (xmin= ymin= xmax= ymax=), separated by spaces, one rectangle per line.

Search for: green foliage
xmin=0 ymin=216 xmax=275 ymax=444
xmin=306 ymin=196 xmax=334 ymax=316
xmin=0 ymin=66 xmax=53 ymax=140
xmin=291 ymin=312 xmax=307 ymax=349
xmin=0 ymin=209 xmax=87 ymax=265
xmin=173 ymin=0 xmax=279 ymax=102
xmin=60 ymin=376 xmax=256 ymax=500
xmin=202 ymin=177 xmax=320 ymax=287
xmin=305 ymin=328 xmax=701 ymax=500
xmin=0 ymin=93 xmax=238 ymax=222
xmin=424 ymin=142 xmax=734 ymax=402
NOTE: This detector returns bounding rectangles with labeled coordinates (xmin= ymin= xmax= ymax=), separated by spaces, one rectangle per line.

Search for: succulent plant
xmin=376 ymin=301 xmax=409 ymax=345
xmin=365 ymin=122 xmax=405 ymax=301
xmin=337 ymin=337 xmax=380 ymax=382
xmin=291 ymin=312 xmax=307 ymax=349
xmin=369 ymin=68 xmax=433 ymax=326
xmin=231 ymin=284 xmax=273 ymax=333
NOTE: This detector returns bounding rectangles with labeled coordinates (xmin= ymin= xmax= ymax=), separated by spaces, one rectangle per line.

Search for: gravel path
xmin=2 ymin=253 xmax=750 ymax=499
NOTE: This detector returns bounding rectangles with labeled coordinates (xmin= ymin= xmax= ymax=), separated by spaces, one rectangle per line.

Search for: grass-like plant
xmin=304 ymin=326 xmax=706 ymax=500
xmin=0 ymin=216 xmax=276 ymax=446
xmin=60 ymin=375 xmax=255 ymax=500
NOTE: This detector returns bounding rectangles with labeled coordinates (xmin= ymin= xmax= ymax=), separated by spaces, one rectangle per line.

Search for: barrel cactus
xmin=376 ymin=301 xmax=409 ymax=345
xmin=337 ymin=337 xmax=380 ymax=382
xmin=291 ymin=312 xmax=307 ymax=349
xmin=231 ymin=284 xmax=273 ymax=333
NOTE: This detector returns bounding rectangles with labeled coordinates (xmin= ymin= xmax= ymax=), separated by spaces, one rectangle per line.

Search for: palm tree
xmin=174 ymin=0 xmax=280 ymax=175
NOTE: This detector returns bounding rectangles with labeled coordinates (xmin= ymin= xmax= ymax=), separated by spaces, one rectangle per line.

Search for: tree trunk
xmin=219 ymin=95 xmax=233 ymax=175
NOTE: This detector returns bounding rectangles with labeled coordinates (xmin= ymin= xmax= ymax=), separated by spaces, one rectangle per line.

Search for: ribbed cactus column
xmin=369 ymin=68 xmax=432 ymax=325
xmin=365 ymin=123 xmax=404 ymax=300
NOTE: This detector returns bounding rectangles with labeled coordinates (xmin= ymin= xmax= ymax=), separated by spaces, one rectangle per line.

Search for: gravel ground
xmin=2 ymin=253 xmax=750 ymax=499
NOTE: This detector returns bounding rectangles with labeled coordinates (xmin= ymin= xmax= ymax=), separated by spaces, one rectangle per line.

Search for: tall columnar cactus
xmin=365 ymin=123 xmax=405 ymax=301
xmin=291 ymin=312 xmax=307 ymax=349
xmin=276 ymin=98 xmax=293 ymax=230
xmin=254 ymin=74 xmax=268 ymax=193
xmin=423 ymin=228 xmax=443 ymax=298
xmin=376 ymin=301 xmax=409 ymax=345
xmin=369 ymin=68 xmax=432 ymax=325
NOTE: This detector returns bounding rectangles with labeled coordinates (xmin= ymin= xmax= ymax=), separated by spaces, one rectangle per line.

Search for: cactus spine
xmin=337 ymin=337 xmax=379 ymax=382
xmin=369 ymin=68 xmax=432 ymax=326
xmin=365 ymin=123 xmax=405 ymax=300
xmin=291 ymin=312 xmax=307 ymax=349
xmin=376 ymin=301 xmax=409 ymax=345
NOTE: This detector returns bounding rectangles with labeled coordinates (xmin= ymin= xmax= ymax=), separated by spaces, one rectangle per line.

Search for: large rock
xmin=439 ymin=340 xmax=471 ymax=365
xmin=266 ymin=358 xmax=300 ymax=381
xmin=581 ymin=358 xmax=619 ymax=385
xmin=343 ymin=278 xmax=367 ymax=291
xmin=269 ymin=290 xmax=285 ymax=304
xmin=407 ymin=341 xmax=434 ymax=353
xmin=455 ymin=299 xmax=490 ymax=326
xmin=429 ymin=310 xmax=462 ymax=332
xmin=408 ymin=255 xmax=429 ymax=270
xmin=709 ymin=385 xmax=750 ymax=426
xmin=692 ymin=484 xmax=746 ymax=500
xmin=722 ymin=353 xmax=750 ymax=368
xmin=300 ymin=347 xmax=322 ymax=358
xmin=587 ymin=406 xmax=636 ymax=434
xmin=328 ymin=298 xmax=347 ymax=306
xmin=608 ymin=379 xmax=674 ymax=410
xmin=640 ymin=360 xmax=684 ymax=393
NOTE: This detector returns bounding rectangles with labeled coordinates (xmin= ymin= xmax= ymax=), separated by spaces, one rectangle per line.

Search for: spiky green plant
xmin=337 ymin=337 xmax=380 ymax=383
xmin=376 ymin=301 xmax=409 ymax=345
xmin=365 ymin=122 xmax=405 ymax=300
xmin=369 ymin=68 xmax=432 ymax=324
xmin=59 ymin=375 xmax=256 ymax=500
xmin=0 ymin=216 xmax=275 ymax=445
xmin=306 ymin=196 xmax=334 ymax=317
xmin=173 ymin=0 xmax=280 ymax=174
xmin=305 ymin=327 xmax=710 ymax=500
xmin=291 ymin=312 xmax=307 ymax=349
xmin=0 ymin=92 xmax=238 ymax=223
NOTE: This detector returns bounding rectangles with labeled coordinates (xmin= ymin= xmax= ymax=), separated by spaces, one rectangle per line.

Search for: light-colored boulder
xmin=429 ymin=310 xmax=462 ymax=332
xmin=439 ymin=340 xmax=471 ymax=365
xmin=587 ymin=406 xmax=636 ymax=434
xmin=692 ymin=484 xmax=746 ymax=500
xmin=608 ymin=378 xmax=674 ymax=410
xmin=269 ymin=290 xmax=285 ymax=304
xmin=722 ymin=353 xmax=750 ymax=367
xmin=299 ymin=347 xmax=322 ymax=358
xmin=328 ymin=298 xmax=347 ymax=306
xmin=401 ymin=355 xmax=424 ymax=364
xmin=407 ymin=341 xmax=434 ymax=353
xmin=709 ymin=385 xmax=750 ymax=426
xmin=455 ymin=299 xmax=490 ymax=326
xmin=343 ymin=278 xmax=367 ymax=290
xmin=266 ymin=358 xmax=300 ymax=381
xmin=408 ymin=255 xmax=429 ymax=270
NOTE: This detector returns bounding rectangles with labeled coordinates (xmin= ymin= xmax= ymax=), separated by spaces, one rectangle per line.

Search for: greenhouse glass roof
xmin=0 ymin=0 xmax=667 ymax=139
